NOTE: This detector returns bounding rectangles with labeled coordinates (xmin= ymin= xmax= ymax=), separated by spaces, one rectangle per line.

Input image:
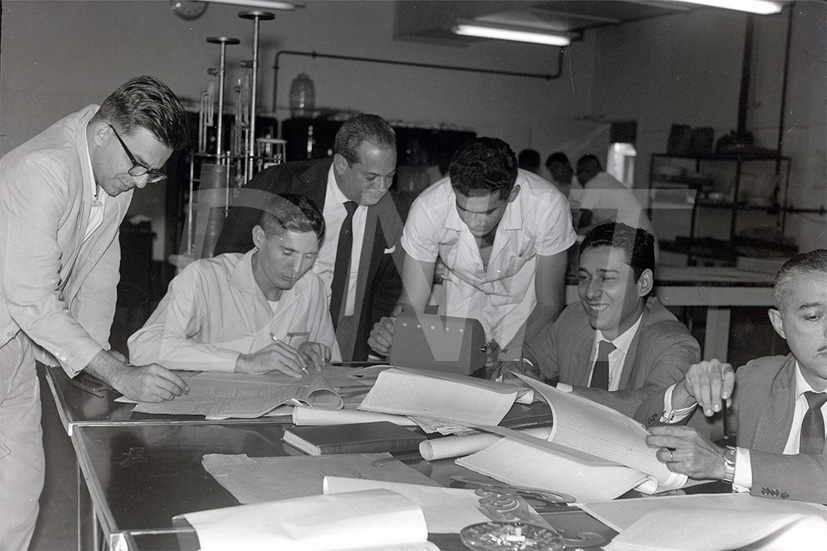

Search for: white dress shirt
xmin=84 ymin=143 xmax=106 ymax=242
xmin=315 ymin=165 xmax=367 ymax=318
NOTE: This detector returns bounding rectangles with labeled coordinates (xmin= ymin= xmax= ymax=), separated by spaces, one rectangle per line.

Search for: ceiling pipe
xmin=272 ymin=48 xmax=567 ymax=114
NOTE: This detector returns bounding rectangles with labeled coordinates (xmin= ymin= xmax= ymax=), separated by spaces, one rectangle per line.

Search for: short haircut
xmin=518 ymin=148 xmax=540 ymax=170
xmin=774 ymin=249 xmax=827 ymax=310
xmin=545 ymin=152 xmax=571 ymax=170
xmin=580 ymin=222 xmax=655 ymax=282
xmin=91 ymin=75 xmax=189 ymax=150
xmin=333 ymin=114 xmax=396 ymax=165
xmin=448 ymin=137 xmax=518 ymax=200
xmin=577 ymin=153 xmax=602 ymax=170
xmin=259 ymin=193 xmax=325 ymax=242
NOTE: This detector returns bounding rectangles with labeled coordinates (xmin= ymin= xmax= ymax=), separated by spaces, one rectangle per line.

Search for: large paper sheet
xmin=202 ymin=453 xmax=438 ymax=504
xmin=133 ymin=371 xmax=344 ymax=418
xmin=512 ymin=373 xmax=686 ymax=490
xmin=323 ymin=477 xmax=490 ymax=533
xmin=180 ymin=489 xmax=438 ymax=551
xmin=580 ymin=492 xmax=827 ymax=533
xmin=604 ymin=507 xmax=827 ymax=551
xmin=358 ymin=367 xmax=519 ymax=426
xmin=457 ymin=437 xmax=649 ymax=503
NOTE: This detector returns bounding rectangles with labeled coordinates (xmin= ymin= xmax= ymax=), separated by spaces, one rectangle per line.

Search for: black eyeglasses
xmin=108 ymin=124 xmax=166 ymax=183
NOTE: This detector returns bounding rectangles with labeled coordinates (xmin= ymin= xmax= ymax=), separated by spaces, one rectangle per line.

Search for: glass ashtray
xmin=460 ymin=522 xmax=566 ymax=551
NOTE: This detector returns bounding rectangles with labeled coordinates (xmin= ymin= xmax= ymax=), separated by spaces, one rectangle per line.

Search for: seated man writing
xmin=369 ymin=137 xmax=576 ymax=362
xmin=128 ymin=194 xmax=338 ymax=377
xmin=503 ymin=222 xmax=700 ymax=424
xmin=648 ymin=249 xmax=827 ymax=504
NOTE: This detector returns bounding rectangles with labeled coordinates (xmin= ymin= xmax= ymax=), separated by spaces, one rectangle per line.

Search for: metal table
xmin=70 ymin=422 xmax=616 ymax=551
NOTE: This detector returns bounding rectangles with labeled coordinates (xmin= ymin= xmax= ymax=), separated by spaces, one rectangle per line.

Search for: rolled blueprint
xmin=292 ymin=406 xmax=417 ymax=426
xmin=419 ymin=426 xmax=552 ymax=461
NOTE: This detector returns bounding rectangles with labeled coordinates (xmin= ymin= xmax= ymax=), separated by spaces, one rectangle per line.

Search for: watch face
xmin=170 ymin=1 xmax=208 ymax=20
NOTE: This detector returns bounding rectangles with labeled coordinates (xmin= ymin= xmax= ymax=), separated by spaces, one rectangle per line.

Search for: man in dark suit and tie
xmin=214 ymin=114 xmax=407 ymax=361
xmin=499 ymin=222 xmax=700 ymax=425
xmin=649 ymin=249 xmax=827 ymax=504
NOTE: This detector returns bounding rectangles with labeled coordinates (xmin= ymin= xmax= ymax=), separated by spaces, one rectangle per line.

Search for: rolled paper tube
xmin=419 ymin=426 xmax=552 ymax=461
xmin=292 ymin=406 xmax=417 ymax=427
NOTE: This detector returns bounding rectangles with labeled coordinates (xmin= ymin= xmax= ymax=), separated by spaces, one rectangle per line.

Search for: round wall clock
xmin=169 ymin=1 xmax=208 ymax=20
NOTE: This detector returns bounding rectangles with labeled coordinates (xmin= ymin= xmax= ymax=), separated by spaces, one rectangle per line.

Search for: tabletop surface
xmin=72 ymin=421 xmax=616 ymax=551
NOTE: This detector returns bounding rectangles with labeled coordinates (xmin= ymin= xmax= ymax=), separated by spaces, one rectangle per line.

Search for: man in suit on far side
xmin=214 ymin=114 xmax=407 ymax=361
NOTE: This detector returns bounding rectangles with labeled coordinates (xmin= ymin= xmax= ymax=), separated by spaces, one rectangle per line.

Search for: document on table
xmin=132 ymin=371 xmax=344 ymax=418
xmin=357 ymin=367 xmax=524 ymax=427
xmin=323 ymin=477 xmax=491 ymax=533
xmin=457 ymin=374 xmax=687 ymax=502
xmin=179 ymin=489 xmax=438 ymax=551
xmin=202 ymin=452 xmax=438 ymax=504
xmin=583 ymin=494 xmax=827 ymax=551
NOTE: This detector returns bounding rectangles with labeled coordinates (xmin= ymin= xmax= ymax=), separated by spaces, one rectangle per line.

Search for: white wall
xmin=1 ymin=0 xmax=824 ymax=258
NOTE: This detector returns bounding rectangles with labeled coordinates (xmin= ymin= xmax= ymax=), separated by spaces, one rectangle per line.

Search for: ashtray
xmin=460 ymin=522 xmax=566 ymax=551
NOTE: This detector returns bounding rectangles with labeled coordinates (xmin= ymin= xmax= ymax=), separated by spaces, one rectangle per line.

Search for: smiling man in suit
xmin=502 ymin=222 xmax=700 ymax=424
xmin=649 ymin=249 xmax=827 ymax=504
xmin=214 ymin=114 xmax=407 ymax=361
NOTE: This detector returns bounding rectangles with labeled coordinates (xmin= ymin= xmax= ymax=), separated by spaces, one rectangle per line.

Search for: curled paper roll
xmin=292 ymin=406 xmax=417 ymax=426
xmin=419 ymin=426 xmax=552 ymax=461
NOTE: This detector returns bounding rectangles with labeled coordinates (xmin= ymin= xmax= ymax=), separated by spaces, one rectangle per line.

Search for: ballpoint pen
xmin=270 ymin=332 xmax=309 ymax=375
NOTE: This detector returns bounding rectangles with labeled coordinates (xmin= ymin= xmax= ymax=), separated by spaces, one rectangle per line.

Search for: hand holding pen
xmin=234 ymin=334 xmax=307 ymax=377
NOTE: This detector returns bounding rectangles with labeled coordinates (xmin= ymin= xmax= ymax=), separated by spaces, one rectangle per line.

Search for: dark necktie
xmin=591 ymin=340 xmax=615 ymax=390
xmin=800 ymin=391 xmax=827 ymax=454
xmin=329 ymin=201 xmax=358 ymax=328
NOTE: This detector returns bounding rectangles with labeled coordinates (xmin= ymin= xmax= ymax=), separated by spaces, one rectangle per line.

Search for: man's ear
xmin=90 ymin=121 xmax=110 ymax=146
xmin=768 ymin=308 xmax=786 ymax=340
xmin=333 ymin=153 xmax=348 ymax=175
xmin=251 ymin=225 xmax=266 ymax=249
xmin=636 ymin=268 xmax=654 ymax=297
xmin=507 ymin=185 xmax=521 ymax=204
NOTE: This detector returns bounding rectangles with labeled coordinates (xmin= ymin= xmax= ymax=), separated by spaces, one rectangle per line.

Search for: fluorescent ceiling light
xmin=665 ymin=0 xmax=784 ymax=15
xmin=452 ymin=21 xmax=572 ymax=47
xmin=204 ymin=0 xmax=298 ymax=10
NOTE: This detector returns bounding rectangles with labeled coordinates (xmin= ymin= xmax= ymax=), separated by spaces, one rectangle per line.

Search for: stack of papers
xmin=357 ymin=367 xmax=528 ymax=428
xmin=457 ymin=374 xmax=688 ymax=502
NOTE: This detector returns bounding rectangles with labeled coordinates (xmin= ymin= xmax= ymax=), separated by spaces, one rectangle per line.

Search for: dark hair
xmin=259 ymin=194 xmax=325 ymax=242
xmin=91 ymin=75 xmax=189 ymax=150
xmin=774 ymin=249 xmax=827 ymax=310
xmin=545 ymin=152 xmax=571 ymax=170
xmin=576 ymin=153 xmax=602 ymax=170
xmin=448 ymin=137 xmax=518 ymax=200
xmin=333 ymin=114 xmax=396 ymax=164
xmin=580 ymin=223 xmax=655 ymax=282
xmin=518 ymin=149 xmax=540 ymax=170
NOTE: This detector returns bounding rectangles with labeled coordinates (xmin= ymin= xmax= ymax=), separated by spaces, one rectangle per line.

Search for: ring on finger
xmin=669 ymin=450 xmax=674 ymax=462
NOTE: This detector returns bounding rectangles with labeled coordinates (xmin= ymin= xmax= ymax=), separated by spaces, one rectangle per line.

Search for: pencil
xmin=270 ymin=332 xmax=309 ymax=375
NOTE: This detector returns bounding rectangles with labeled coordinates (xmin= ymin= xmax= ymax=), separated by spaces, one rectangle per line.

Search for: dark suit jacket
xmin=730 ymin=354 xmax=827 ymax=504
xmin=213 ymin=158 xmax=409 ymax=360
xmin=523 ymin=297 xmax=701 ymax=424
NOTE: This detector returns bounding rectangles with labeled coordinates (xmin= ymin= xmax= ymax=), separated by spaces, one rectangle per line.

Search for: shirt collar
xmin=443 ymin=175 xmax=525 ymax=233
xmin=596 ymin=310 xmax=644 ymax=355
xmin=326 ymin=164 xmax=348 ymax=205
xmin=793 ymin=360 xmax=822 ymax=399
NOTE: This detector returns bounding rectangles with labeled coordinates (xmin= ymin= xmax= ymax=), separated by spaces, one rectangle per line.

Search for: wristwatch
xmin=721 ymin=445 xmax=737 ymax=483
